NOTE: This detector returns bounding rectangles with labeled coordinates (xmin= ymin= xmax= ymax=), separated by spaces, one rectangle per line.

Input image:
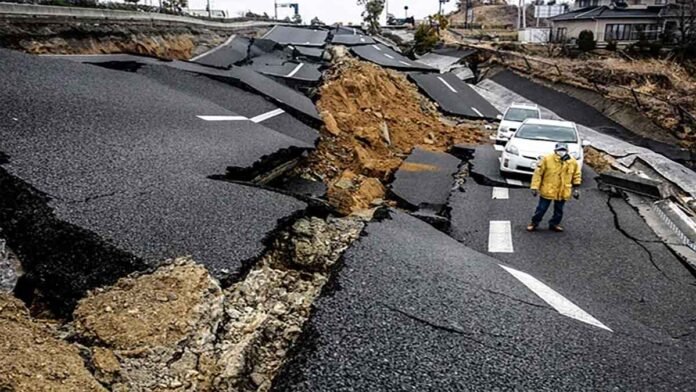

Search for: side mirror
xmin=581 ymin=139 xmax=591 ymax=147
xmin=496 ymin=114 xmax=503 ymax=120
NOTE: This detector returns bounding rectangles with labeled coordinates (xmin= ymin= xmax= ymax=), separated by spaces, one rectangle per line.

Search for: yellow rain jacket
xmin=531 ymin=153 xmax=582 ymax=201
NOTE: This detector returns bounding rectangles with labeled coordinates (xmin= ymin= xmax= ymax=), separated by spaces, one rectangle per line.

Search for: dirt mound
xmin=0 ymin=293 xmax=106 ymax=391
xmin=298 ymin=58 xmax=484 ymax=214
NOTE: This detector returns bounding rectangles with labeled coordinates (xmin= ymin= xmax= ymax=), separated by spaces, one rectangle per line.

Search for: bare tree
xmin=358 ymin=0 xmax=385 ymax=34
xmin=673 ymin=0 xmax=696 ymax=56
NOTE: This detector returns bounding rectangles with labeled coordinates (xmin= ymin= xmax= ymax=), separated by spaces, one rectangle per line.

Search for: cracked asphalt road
xmin=274 ymin=211 xmax=696 ymax=391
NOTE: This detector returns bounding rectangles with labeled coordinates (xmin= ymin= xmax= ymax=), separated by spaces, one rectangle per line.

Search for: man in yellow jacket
xmin=527 ymin=143 xmax=582 ymax=232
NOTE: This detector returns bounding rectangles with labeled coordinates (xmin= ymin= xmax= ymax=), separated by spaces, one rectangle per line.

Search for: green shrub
xmin=577 ymin=30 xmax=596 ymax=52
xmin=606 ymin=40 xmax=617 ymax=51
xmin=413 ymin=24 xmax=439 ymax=55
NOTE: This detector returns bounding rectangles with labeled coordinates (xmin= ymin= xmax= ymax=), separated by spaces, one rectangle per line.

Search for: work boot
xmin=550 ymin=225 xmax=564 ymax=232
xmin=526 ymin=223 xmax=537 ymax=232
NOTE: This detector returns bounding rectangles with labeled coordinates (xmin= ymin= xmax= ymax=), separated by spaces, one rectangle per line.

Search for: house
xmin=548 ymin=0 xmax=687 ymax=45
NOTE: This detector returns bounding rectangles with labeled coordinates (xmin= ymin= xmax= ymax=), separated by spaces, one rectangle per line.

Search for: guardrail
xmin=0 ymin=2 xmax=278 ymax=29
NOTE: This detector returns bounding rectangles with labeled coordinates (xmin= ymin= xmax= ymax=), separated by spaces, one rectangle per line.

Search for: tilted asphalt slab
xmin=262 ymin=25 xmax=328 ymax=47
xmin=290 ymin=45 xmax=325 ymax=60
xmin=417 ymin=47 xmax=476 ymax=72
xmin=351 ymin=44 xmax=436 ymax=72
xmin=410 ymin=72 xmax=500 ymax=120
xmin=192 ymin=35 xmax=251 ymax=68
xmin=247 ymin=55 xmax=323 ymax=83
xmin=390 ymin=148 xmax=461 ymax=211
xmin=332 ymin=26 xmax=364 ymax=35
xmin=330 ymin=34 xmax=375 ymax=46
xmin=55 ymin=54 xmax=321 ymax=122
xmin=0 ymin=49 xmax=307 ymax=313
xmin=470 ymin=144 xmax=530 ymax=188
xmin=133 ymin=64 xmax=319 ymax=144
xmin=273 ymin=210 xmax=696 ymax=391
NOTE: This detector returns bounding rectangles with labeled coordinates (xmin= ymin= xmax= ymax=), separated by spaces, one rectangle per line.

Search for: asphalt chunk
xmin=263 ymin=25 xmax=328 ymax=47
xmin=351 ymin=44 xmax=435 ymax=72
xmin=410 ymin=72 xmax=500 ymax=119
xmin=390 ymin=147 xmax=461 ymax=213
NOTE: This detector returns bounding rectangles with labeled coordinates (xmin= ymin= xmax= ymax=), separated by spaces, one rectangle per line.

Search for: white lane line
xmin=494 ymin=144 xmax=505 ymax=151
xmin=360 ymin=37 xmax=366 ymax=42
xmin=471 ymin=107 xmax=484 ymax=117
xmin=190 ymin=34 xmax=236 ymax=61
xmin=398 ymin=60 xmax=412 ymax=66
xmin=353 ymin=28 xmax=357 ymax=35
xmin=506 ymin=178 xmax=523 ymax=186
xmin=372 ymin=44 xmax=382 ymax=51
xmin=286 ymin=63 xmax=305 ymax=78
xmin=488 ymin=221 xmax=514 ymax=253
xmin=384 ymin=54 xmax=395 ymax=59
xmin=250 ymin=108 xmax=285 ymax=123
xmin=197 ymin=115 xmax=248 ymax=121
xmin=438 ymin=77 xmax=458 ymax=93
xmin=500 ymin=265 xmax=613 ymax=332
xmin=492 ymin=187 xmax=509 ymax=200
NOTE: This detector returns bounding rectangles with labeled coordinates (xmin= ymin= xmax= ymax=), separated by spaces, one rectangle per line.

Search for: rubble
xmin=0 ymin=238 xmax=21 ymax=293
xmin=297 ymin=57 xmax=484 ymax=214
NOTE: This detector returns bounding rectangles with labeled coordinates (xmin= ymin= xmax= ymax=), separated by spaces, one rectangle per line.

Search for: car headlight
xmin=505 ymin=145 xmax=519 ymax=156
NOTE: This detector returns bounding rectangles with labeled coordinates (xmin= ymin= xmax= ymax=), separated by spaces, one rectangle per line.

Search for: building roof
xmin=549 ymin=5 xmax=665 ymax=22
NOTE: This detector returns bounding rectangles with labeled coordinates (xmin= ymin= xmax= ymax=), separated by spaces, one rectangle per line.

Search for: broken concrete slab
xmin=351 ymin=44 xmax=435 ymax=72
xmin=291 ymin=45 xmax=325 ymax=59
xmin=598 ymin=171 xmax=670 ymax=199
xmin=619 ymin=153 xmax=696 ymax=198
xmin=410 ymin=72 xmax=500 ymax=120
xmin=0 ymin=49 xmax=308 ymax=315
xmin=262 ymin=25 xmax=328 ymax=47
xmin=247 ymin=58 xmax=323 ymax=83
xmin=390 ymin=148 xmax=461 ymax=213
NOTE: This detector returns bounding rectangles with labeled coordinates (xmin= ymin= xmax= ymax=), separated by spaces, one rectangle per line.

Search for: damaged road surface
xmin=0 ymin=49 xmax=312 ymax=316
xmin=274 ymin=211 xmax=696 ymax=390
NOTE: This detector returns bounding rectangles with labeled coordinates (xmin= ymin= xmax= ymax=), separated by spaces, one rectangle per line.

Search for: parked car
xmin=499 ymin=119 xmax=588 ymax=175
xmin=496 ymin=103 xmax=541 ymax=144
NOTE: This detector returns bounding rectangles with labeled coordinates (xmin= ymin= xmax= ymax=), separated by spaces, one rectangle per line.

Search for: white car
xmin=496 ymin=104 xmax=541 ymax=143
xmin=499 ymin=119 xmax=588 ymax=175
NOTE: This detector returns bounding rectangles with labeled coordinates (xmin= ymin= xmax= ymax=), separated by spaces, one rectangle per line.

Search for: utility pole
xmin=207 ymin=0 xmax=211 ymax=18
xmin=274 ymin=0 xmax=277 ymax=20
xmin=405 ymin=5 xmax=408 ymax=18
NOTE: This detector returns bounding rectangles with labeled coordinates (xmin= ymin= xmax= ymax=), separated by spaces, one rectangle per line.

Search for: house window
xmin=554 ymin=27 xmax=567 ymax=42
xmin=605 ymin=23 xmax=660 ymax=41
xmin=655 ymin=0 xmax=665 ymax=4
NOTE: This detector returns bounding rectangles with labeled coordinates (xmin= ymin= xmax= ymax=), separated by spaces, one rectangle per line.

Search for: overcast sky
xmin=185 ymin=0 xmax=460 ymax=25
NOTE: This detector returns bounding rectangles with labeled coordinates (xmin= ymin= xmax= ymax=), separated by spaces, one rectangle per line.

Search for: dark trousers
xmin=531 ymin=197 xmax=565 ymax=227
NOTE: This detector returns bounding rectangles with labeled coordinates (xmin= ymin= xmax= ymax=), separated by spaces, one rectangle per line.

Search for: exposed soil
xmin=0 ymin=20 xmax=269 ymax=59
xmin=0 ymin=293 xmax=106 ymax=391
xmin=584 ymin=146 xmax=614 ymax=174
xmin=297 ymin=55 xmax=485 ymax=214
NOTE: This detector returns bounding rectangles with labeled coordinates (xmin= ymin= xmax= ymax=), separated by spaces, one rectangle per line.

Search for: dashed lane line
xmin=286 ymin=63 xmax=305 ymax=78
xmin=384 ymin=54 xmax=395 ymax=59
xmin=372 ymin=44 xmax=382 ymax=51
xmin=399 ymin=61 xmax=412 ymax=66
xmin=190 ymin=34 xmax=237 ymax=61
xmin=492 ymin=187 xmax=509 ymax=200
xmin=438 ymin=77 xmax=458 ymax=93
xmin=197 ymin=115 xmax=248 ymax=121
xmin=250 ymin=109 xmax=285 ymax=123
xmin=488 ymin=221 xmax=514 ymax=253
xmin=506 ymin=178 xmax=523 ymax=186
xmin=471 ymin=107 xmax=484 ymax=117
xmin=500 ymin=265 xmax=613 ymax=332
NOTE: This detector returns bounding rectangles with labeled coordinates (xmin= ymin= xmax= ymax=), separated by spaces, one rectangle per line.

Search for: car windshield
xmin=515 ymin=124 xmax=578 ymax=143
xmin=504 ymin=108 xmax=539 ymax=122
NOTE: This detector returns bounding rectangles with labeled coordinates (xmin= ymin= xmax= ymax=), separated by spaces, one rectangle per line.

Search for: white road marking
xmin=398 ymin=61 xmax=412 ymax=66
xmin=471 ymin=107 xmax=484 ymax=117
xmin=250 ymin=108 xmax=285 ymax=123
xmin=438 ymin=77 xmax=458 ymax=93
xmin=360 ymin=37 xmax=366 ymax=42
xmin=372 ymin=44 xmax=382 ymax=51
xmin=353 ymin=28 xmax=357 ymax=35
xmin=494 ymin=144 xmax=505 ymax=151
xmin=500 ymin=265 xmax=613 ymax=332
xmin=384 ymin=54 xmax=395 ymax=59
xmin=506 ymin=178 xmax=523 ymax=186
xmin=286 ymin=63 xmax=305 ymax=78
xmin=488 ymin=221 xmax=514 ymax=253
xmin=189 ymin=34 xmax=237 ymax=61
xmin=197 ymin=115 xmax=248 ymax=121
xmin=492 ymin=187 xmax=509 ymax=200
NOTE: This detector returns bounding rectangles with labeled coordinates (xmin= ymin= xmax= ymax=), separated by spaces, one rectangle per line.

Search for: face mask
xmin=555 ymin=150 xmax=566 ymax=156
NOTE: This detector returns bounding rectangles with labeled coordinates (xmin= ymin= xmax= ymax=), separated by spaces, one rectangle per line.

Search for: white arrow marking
xmin=500 ymin=265 xmax=612 ymax=331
